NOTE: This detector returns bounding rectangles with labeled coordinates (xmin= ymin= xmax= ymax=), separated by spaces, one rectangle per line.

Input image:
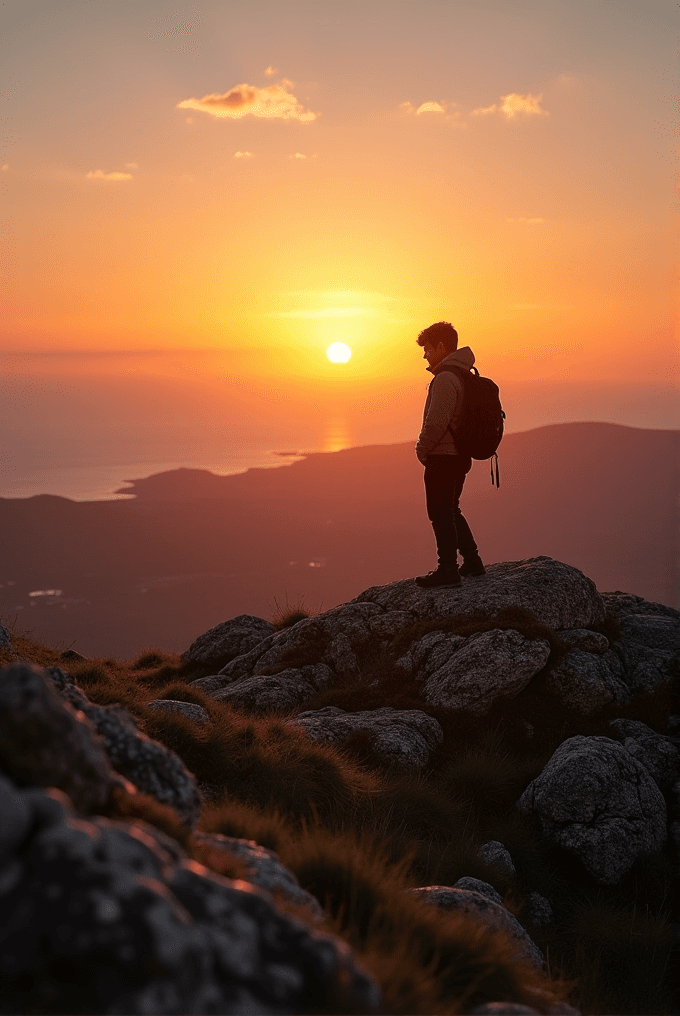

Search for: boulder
xmin=288 ymin=706 xmax=443 ymax=770
xmin=47 ymin=667 xmax=202 ymax=829
xmin=147 ymin=699 xmax=210 ymax=726
xmin=477 ymin=841 xmax=516 ymax=878
xmin=352 ymin=557 xmax=606 ymax=631
xmin=408 ymin=886 xmax=544 ymax=969
xmin=0 ymin=662 xmax=113 ymax=812
xmin=422 ymin=629 xmax=551 ymax=714
xmin=544 ymin=649 xmax=629 ymax=714
xmin=182 ymin=614 xmax=275 ymax=670
xmin=192 ymin=831 xmax=326 ymax=924
xmin=0 ymin=777 xmax=382 ymax=1016
xmin=602 ymin=593 xmax=680 ymax=695
xmin=211 ymin=664 xmax=335 ymax=713
xmin=518 ymin=736 xmax=667 ymax=884
xmin=609 ymin=718 xmax=680 ymax=792
xmin=453 ymin=877 xmax=503 ymax=905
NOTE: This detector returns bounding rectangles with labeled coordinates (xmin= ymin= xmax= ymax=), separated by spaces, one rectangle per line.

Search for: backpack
xmin=435 ymin=364 xmax=506 ymax=486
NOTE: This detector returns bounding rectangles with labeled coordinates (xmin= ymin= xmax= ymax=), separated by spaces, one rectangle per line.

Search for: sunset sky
xmin=1 ymin=0 xmax=678 ymax=432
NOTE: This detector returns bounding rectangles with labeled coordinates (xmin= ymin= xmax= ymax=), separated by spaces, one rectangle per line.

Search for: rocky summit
xmin=0 ymin=555 xmax=678 ymax=1015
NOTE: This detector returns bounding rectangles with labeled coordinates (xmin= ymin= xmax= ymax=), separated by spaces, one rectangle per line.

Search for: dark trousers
xmin=424 ymin=454 xmax=478 ymax=569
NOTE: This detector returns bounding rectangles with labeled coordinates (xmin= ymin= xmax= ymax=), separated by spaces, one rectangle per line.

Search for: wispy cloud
xmin=400 ymin=100 xmax=460 ymax=118
xmin=471 ymin=92 xmax=548 ymax=119
xmin=264 ymin=66 xmax=278 ymax=77
xmin=85 ymin=169 xmax=133 ymax=181
xmin=416 ymin=101 xmax=445 ymax=114
xmin=506 ymin=217 xmax=546 ymax=224
xmin=234 ymin=151 xmax=254 ymax=158
xmin=124 ymin=162 xmax=138 ymax=169
xmin=177 ymin=79 xmax=317 ymax=121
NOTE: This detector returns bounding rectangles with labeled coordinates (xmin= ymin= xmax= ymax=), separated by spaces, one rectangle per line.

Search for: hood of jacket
xmin=427 ymin=346 xmax=475 ymax=375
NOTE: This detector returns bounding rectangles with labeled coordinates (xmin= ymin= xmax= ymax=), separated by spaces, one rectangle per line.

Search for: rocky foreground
xmin=0 ymin=556 xmax=678 ymax=1014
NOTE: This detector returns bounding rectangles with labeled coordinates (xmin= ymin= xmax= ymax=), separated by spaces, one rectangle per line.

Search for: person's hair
xmin=416 ymin=321 xmax=458 ymax=352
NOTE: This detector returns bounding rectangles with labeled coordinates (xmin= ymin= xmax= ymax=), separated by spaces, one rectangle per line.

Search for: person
xmin=414 ymin=321 xmax=486 ymax=588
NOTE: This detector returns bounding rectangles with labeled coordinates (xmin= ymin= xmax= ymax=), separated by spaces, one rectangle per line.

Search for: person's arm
xmin=415 ymin=372 xmax=464 ymax=463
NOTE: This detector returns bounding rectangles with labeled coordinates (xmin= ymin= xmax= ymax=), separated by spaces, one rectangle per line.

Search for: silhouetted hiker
xmin=414 ymin=321 xmax=486 ymax=588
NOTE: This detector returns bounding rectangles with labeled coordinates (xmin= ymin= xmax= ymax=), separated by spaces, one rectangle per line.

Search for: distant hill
xmin=0 ymin=422 xmax=677 ymax=659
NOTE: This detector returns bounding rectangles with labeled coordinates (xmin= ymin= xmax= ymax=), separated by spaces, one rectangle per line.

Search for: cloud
xmin=472 ymin=92 xmax=548 ymax=119
xmin=264 ymin=66 xmax=278 ymax=77
xmin=1 ymin=164 xmax=8 ymax=172
xmin=177 ymin=79 xmax=317 ymax=121
xmin=416 ymin=101 xmax=445 ymax=115
xmin=400 ymin=99 xmax=461 ymax=121
xmin=291 ymin=152 xmax=306 ymax=159
xmin=234 ymin=151 xmax=254 ymax=158
xmin=124 ymin=162 xmax=138 ymax=169
xmin=85 ymin=169 xmax=133 ymax=181
xmin=506 ymin=217 xmax=546 ymax=224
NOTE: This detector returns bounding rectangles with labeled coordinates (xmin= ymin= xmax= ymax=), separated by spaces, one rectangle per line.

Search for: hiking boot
xmin=415 ymin=566 xmax=462 ymax=588
xmin=459 ymin=555 xmax=486 ymax=578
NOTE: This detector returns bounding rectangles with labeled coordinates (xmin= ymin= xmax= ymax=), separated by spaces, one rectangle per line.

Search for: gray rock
xmin=453 ymin=877 xmax=503 ymax=905
xmin=0 ymin=663 xmax=113 ymax=812
xmin=525 ymin=892 xmax=553 ymax=927
xmin=409 ymin=886 xmax=544 ymax=969
xmin=518 ymin=735 xmax=667 ymax=884
xmin=609 ymin=718 xmax=680 ymax=792
xmin=0 ymin=778 xmax=382 ymax=1015
xmin=367 ymin=610 xmax=413 ymax=639
xmin=602 ymin=593 xmax=680 ymax=694
xmin=182 ymin=614 xmax=276 ymax=670
xmin=422 ymin=629 xmax=551 ymax=714
xmin=0 ymin=620 xmax=10 ymax=652
xmin=47 ymin=667 xmax=202 ymax=829
xmin=558 ymin=629 xmax=609 ymax=653
xmin=211 ymin=664 xmax=335 ymax=713
xmin=545 ymin=649 xmax=629 ymax=714
xmin=394 ymin=630 xmax=466 ymax=678
xmin=477 ymin=841 xmax=516 ymax=878
xmin=192 ymin=831 xmax=326 ymax=924
xmin=289 ymin=705 xmax=443 ymax=770
xmin=352 ymin=557 xmax=606 ymax=631
xmin=147 ymin=699 xmax=210 ymax=725
xmin=212 ymin=602 xmax=383 ymax=691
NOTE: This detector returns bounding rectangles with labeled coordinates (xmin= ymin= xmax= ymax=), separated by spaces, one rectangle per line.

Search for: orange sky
xmin=1 ymin=0 xmax=678 ymax=408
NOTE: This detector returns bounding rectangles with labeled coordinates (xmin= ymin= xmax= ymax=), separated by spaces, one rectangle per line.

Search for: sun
xmin=327 ymin=342 xmax=352 ymax=363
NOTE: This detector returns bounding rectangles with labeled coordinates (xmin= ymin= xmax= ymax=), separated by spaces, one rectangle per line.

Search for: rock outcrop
xmin=351 ymin=557 xmax=606 ymax=630
xmin=518 ymin=736 xmax=667 ymax=884
xmin=181 ymin=558 xmax=680 ymax=724
xmin=0 ymin=777 xmax=381 ymax=1015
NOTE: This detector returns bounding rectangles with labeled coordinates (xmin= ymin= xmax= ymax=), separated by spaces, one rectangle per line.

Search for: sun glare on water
xmin=327 ymin=342 xmax=352 ymax=363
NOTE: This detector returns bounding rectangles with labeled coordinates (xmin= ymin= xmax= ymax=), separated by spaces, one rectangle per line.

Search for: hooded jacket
xmin=415 ymin=346 xmax=475 ymax=465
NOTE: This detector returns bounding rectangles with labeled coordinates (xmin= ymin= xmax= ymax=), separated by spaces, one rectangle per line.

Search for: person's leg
xmin=423 ymin=455 xmax=472 ymax=571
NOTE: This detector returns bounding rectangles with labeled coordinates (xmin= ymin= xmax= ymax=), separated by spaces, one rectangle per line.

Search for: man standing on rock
xmin=415 ymin=321 xmax=486 ymax=588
